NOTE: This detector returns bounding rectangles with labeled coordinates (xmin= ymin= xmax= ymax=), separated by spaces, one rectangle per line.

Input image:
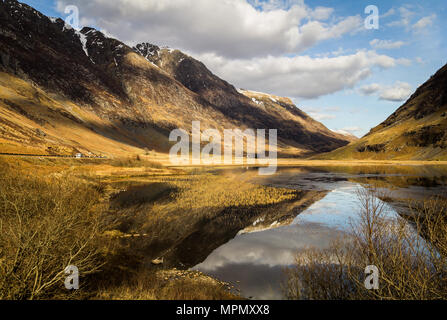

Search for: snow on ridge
xmin=251 ymin=97 xmax=261 ymax=105
xmin=239 ymin=88 xmax=284 ymax=104
xmin=46 ymin=17 xmax=89 ymax=58
xmin=62 ymin=22 xmax=73 ymax=32
xmin=160 ymin=46 xmax=176 ymax=54
xmin=74 ymin=30 xmax=89 ymax=57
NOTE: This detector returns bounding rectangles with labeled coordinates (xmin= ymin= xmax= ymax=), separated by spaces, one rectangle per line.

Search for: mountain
xmin=319 ymin=63 xmax=447 ymax=161
xmin=133 ymin=44 xmax=356 ymax=155
xmin=0 ymin=0 xmax=351 ymax=158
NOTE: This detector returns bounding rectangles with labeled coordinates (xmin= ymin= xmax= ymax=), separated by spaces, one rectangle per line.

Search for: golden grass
xmin=0 ymin=71 xmax=158 ymax=158
xmin=104 ymin=170 xmax=302 ymax=261
xmin=0 ymin=157 xmax=300 ymax=300
xmin=4 ymin=155 xmax=446 ymax=300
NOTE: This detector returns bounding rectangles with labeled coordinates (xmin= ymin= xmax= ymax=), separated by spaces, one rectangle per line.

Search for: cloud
xmin=198 ymin=50 xmax=405 ymax=99
xmin=301 ymin=106 xmax=341 ymax=121
xmin=56 ymin=0 xmax=362 ymax=59
xmin=323 ymin=106 xmax=341 ymax=112
xmin=386 ymin=6 xmax=414 ymax=28
xmin=386 ymin=7 xmax=437 ymax=32
xmin=379 ymin=81 xmax=413 ymax=102
xmin=333 ymin=127 xmax=362 ymax=136
xmin=359 ymin=83 xmax=382 ymax=95
xmin=248 ymin=0 xmax=305 ymax=11
xmin=311 ymin=113 xmax=337 ymax=121
xmin=396 ymin=58 xmax=412 ymax=66
xmin=413 ymin=14 xmax=436 ymax=30
xmin=360 ymin=81 xmax=412 ymax=102
xmin=381 ymin=8 xmax=396 ymax=19
xmin=310 ymin=6 xmax=334 ymax=20
xmin=415 ymin=57 xmax=425 ymax=64
xmin=369 ymin=39 xmax=406 ymax=50
xmin=52 ymin=0 xmax=413 ymax=101
xmin=303 ymin=110 xmax=336 ymax=121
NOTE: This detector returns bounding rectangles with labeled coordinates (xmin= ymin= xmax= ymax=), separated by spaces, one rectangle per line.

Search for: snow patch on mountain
xmin=75 ymin=30 xmax=89 ymax=57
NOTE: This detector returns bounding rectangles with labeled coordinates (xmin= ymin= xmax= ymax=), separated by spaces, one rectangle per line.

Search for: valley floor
xmin=166 ymin=158 xmax=447 ymax=168
xmin=1 ymin=155 xmax=447 ymax=300
xmin=1 ymin=155 xmax=301 ymax=300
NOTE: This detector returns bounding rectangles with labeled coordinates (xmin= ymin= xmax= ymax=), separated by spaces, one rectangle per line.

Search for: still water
xmin=192 ymin=166 xmax=447 ymax=299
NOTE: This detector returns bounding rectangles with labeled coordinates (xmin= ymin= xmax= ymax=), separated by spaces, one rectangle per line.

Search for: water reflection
xmin=193 ymin=166 xmax=447 ymax=300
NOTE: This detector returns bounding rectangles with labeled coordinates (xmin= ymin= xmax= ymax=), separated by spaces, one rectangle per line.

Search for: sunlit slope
xmin=134 ymin=43 xmax=353 ymax=157
xmin=0 ymin=72 xmax=147 ymax=156
xmin=240 ymin=89 xmax=358 ymax=156
xmin=0 ymin=0 xmax=352 ymax=157
xmin=319 ymin=63 xmax=447 ymax=161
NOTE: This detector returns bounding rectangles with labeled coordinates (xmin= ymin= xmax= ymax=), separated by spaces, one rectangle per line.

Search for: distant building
xmin=75 ymin=153 xmax=83 ymax=159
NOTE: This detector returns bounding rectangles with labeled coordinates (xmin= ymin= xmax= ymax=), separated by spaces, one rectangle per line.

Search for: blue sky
xmin=298 ymin=0 xmax=446 ymax=136
xmin=21 ymin=0 xmax=447 ymax=137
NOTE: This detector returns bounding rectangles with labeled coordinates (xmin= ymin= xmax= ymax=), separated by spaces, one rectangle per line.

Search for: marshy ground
xmin=1 ymin=156 xmax=446 ymax=300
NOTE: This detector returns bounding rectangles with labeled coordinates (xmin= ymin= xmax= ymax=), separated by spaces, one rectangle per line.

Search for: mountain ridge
xmin=0 ymin=0 xmax=352 ymax=158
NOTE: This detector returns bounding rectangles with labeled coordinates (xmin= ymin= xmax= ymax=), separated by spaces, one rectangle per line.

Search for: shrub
xmin=286 ymin=188 xmax=447 ymax=300
xmin=0 ymin=164 xmax=105 ymax=300
xmin=109 ymin=156 xmax=163 ymax=169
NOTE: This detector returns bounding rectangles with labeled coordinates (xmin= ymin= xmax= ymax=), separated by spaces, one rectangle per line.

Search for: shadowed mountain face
xmin=320 ymin=63 xmax=447 ymax=161
xmin=134 ymin=43 xmax=356 ymax=155
xmin=0 ymin=0 xmax=351 ymax=157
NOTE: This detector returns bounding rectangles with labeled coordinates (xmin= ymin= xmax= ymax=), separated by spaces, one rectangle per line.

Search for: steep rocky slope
xmin=319 ymin=63 xmax=447 ymax=160
xmin=238 ymin=89 xmax=358 ymax=153
xmin=133 ymin=43 xmax=354 ymax=155
xmin=0 ymin=0 xmax=351 ymax=158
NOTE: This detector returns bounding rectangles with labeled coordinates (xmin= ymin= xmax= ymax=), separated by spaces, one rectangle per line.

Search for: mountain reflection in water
xmin=193 ymin=166 xmax=447 ymax=300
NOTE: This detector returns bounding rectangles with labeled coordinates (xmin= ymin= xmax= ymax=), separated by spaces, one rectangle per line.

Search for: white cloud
xmin=198 ymin=50 xmax=405 ymax=99
xmin=302 ymin=106 xmax=341 ymax=121
xmin=360 ymin=81 xmax=413 ymax=102
xmin=310 ymin=6 xmax=334 ymax=20
xmin=379 ymin=81 xmax=413 ymax=102
xmin=308 ymin=113 xmax=336 ymax=121
xmin=386 ymin=7 xmax=437 ymax=33
xmin=333 ymin=127 xmax=362 ymax=136
xmin=56 ymin=0 xmax=362 ymax=59
xmin=370 ymin=39 xmax=406 ymax=50
xmin=387 ymin=6 xmax=414 ymax=28
xmin=396 ymin=58 xmax=412 ymax=66
xmin=323 ymin=106 xmax=341 ymax=112
xmin=413 ymin=14 xmax=436 ymax=30
xmin=359 ymin=83 xmax=382 ymax=95
xmin=381 ymin=8 xmax=396 ymax=19
xmin=52 ymin=0 xmax=413 ymax=101
xmin=249 ymin=0 xmax=305 ymax=11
